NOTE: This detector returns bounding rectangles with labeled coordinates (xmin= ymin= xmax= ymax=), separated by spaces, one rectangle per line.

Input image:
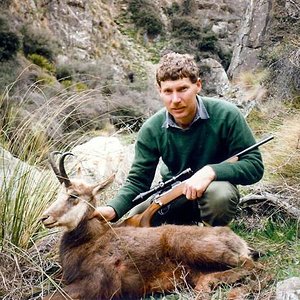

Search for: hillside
xmin=0 ymin=0 xmax=299 ymax=299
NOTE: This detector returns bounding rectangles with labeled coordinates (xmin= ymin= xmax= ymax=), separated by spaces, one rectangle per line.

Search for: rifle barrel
xmin=233 ymin=135 xmax=274 ymax=158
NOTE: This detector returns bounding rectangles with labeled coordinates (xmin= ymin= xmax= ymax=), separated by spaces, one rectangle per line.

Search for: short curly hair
xmin=156 ymin=52 xmax=199 ymax=86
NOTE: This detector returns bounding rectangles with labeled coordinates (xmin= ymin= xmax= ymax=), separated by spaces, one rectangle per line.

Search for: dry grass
xmin=259 ymin=111 xmax=300 ymax=206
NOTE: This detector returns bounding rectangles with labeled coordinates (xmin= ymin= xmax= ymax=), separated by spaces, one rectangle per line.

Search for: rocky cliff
xmin=0 ymin=0 xmax=298 ymax=140
xmin=5 ymin=0 xmax=248 ymax=79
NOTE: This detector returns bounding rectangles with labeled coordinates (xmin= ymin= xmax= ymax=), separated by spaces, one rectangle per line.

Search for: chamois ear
xmin=76 ymin=166 xmax=83 ymax=178
xmin=92 ymin=174 xmax=115 ymax=196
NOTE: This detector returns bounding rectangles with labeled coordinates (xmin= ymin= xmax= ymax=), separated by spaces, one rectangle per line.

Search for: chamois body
xmin=42 ymin=152 xmax=255 ymax=300
xmin=46 ymin=218 xmax=252 ymax=300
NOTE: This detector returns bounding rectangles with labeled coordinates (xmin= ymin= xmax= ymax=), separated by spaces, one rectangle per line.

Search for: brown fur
xmin=41 ymin=177 xmax=256 ymax=300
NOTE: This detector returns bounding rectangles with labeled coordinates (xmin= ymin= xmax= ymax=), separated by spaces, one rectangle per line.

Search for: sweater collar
xmin=162 ymin=95 xmax=209 ymax=130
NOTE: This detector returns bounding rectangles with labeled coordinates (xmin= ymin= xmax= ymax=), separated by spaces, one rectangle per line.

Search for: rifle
xmin=122 ymin=135 xmax=274 ymax=227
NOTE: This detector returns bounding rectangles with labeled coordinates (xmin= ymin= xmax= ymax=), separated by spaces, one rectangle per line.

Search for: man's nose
xmin=171 ymin=92 xmax=181 ymax=103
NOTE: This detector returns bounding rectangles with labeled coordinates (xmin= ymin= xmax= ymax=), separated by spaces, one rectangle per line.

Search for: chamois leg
xmin=227 ymin=287 xmax=249 ymax=300
xmin=194 ymin=258 xmax=255 ymax=293
xmin=43 ymin=283 xmax=82 ymax=300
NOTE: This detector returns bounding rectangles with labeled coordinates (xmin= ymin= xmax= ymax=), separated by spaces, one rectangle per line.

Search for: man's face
xmin=159 ymin=77 xmax=202 ymax=128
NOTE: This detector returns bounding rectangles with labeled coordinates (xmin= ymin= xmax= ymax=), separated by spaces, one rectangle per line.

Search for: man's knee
xmin=198 ymin=181 xmax=240 ymax=226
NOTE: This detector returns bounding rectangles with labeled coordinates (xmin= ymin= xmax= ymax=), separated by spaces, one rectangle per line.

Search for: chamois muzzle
xmin=49 ymin=151 xmax=73 ymax=187
xmin=40 ymin=214 xmax=57 ymax=228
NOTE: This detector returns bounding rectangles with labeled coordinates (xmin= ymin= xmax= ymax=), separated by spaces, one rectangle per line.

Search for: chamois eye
xmin=69 ymin=194 xmax=79 ymax=205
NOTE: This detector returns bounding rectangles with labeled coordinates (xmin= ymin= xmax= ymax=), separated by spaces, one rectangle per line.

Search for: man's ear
xmin=196 ymin=78 xmax=202 ymax=93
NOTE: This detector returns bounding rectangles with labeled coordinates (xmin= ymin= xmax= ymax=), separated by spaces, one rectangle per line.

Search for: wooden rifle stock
xmin=121 ymin=135 xmax=274 ymax=227
xmin=121 ymin=181 xmax=186 ymax=227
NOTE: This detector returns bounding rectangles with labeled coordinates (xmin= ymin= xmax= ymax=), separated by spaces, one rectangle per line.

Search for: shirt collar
xmin=162 ymin=95 xmax=209 ymax=130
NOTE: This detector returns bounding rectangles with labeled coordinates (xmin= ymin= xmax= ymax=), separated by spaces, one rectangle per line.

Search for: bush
xmin=56 ymin=64 xmax=74 ymax=81
xmin=181 ymin=0 xmax=197 ymax=15
xmin=0 ymin=58 xmax=22 ymax=92
xmin=28 ymin=53 xmax=56 ymax=73
xmin=171 ymin=16 xmax=202 ymax=40
xmin=198 ymin=31 xmax=218 ymax=51
xmin=128 ymin=0 xmax=164 ymax=36
xmin=217 ymin=46 xmax=232 ymax=70
xmin=0 ymin=0 xmax=12 ymax=8
xmin=21 ymin=25 xmax=58 ymax=61
xmin=136 ymin=11 xmax=163 ymax=36
xmin=262 ymin=41 xmax=300 ymax=101
xmin=0 ymin=30 xmax=20 ymax=61
xmin=164 ymin=2 xmax=180 ymax=16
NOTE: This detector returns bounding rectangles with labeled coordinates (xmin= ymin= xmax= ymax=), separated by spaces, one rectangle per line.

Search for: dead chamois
xmin=41 ymin=152 xmax=258 ymax=300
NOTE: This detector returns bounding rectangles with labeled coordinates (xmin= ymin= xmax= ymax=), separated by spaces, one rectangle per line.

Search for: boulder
xmin=200 ymin=58 xmax=230 ymax=96
xmin=0 ymin=146 xmax=44 ymax=189
xmin=276 ymin=277 xmax=300 ymax=300
xmin=63 ymin=136 xmax=134 ymax=190
xmin=227 ymin=0 xmax=272 ymax=79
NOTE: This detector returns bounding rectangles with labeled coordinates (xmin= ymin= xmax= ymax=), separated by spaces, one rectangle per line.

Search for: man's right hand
xmin=91 ymin=206 xmax=116 ymax=221
xmin=183 ymin=165 xmax=216 ymax=200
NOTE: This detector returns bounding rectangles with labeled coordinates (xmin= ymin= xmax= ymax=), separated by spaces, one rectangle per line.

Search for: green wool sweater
xmin=107 ymin=97 xmax=264 ymax=220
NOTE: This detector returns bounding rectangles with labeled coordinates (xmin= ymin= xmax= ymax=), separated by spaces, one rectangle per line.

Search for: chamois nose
xmin=40 ymin=214 xmax=57 ymax=228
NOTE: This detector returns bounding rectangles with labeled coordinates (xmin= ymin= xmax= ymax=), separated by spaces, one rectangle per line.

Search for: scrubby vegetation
xmin=128 ymin=0 xmax=164 ymax=36
xmin=0 ymin=0 xmax=299 ymax=299
xmin=124 ymin=0 xmax=231 ymax=69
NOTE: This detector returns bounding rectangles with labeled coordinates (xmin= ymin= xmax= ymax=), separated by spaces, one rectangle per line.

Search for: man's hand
xmin=91 ymin=206 xmax=116 ymax=221
xmin=183 ymin=166 xmax=216 ymax=200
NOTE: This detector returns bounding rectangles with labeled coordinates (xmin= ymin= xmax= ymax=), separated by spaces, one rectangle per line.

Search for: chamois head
xmin=41 ymin=152 xmax=114 ymax=231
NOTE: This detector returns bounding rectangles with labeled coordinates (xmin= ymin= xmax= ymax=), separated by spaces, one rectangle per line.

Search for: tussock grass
xmin=0 ymin=156 xmax=57 ymax=248
xmin=262 ymin=114 xmax=300 ymax=185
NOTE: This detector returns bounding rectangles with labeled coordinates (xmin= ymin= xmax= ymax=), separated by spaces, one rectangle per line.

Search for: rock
xmin=227 ymin=0 xmax=272 ymax=79
xmin=64 ymin=136 xmax=134 ymax=188
xmin=212 ymin=22 xmax=228 ymax=38
xmin=199 ymin=58 xmax=230 ymax=96
xmin=0 ymin=146 xmax=44 ymax=188
xmin=276 ymin=277 xmax=300 ymax=300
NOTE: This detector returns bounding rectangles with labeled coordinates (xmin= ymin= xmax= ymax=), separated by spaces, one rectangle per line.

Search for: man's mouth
xmin=172 ymin=107 xmax=185 ymax=112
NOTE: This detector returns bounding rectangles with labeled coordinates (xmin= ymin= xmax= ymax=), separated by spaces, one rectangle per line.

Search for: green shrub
xmin=0 ymin=58 xmax=22 ymax=92
xmin=164 ymin=2 xmax=180 ymax=16
xmin=128 ymin=0 xmax=164 ymax=36
xmin=217 ymin=46 xmax=232 ymax=70
xmin=28 ymin=53 xmax=56 ymax=73
xmin=0 ymin=14 xmax=10 ymax=31
xmin=181 ymin=0 xmax=197 ymax=15
xmin=198 ymin=31 xmax=218 ymax=51
xmin=0 ymin=30 xmax=20 ymax=61
xmin=0 ymin=0 xmax=12 ymax=8
xmin=171 ymin=16 xmax=202 ymax=40
xmin=21 ymin=25 xmax=58 ymax=61
xmin=56 ymin=64 xmax=73 ymax=81
xmin=136 ymin=12 xmax=163 ymax=36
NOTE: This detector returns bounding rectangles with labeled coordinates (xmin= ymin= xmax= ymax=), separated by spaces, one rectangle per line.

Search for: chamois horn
xmin=59 ymin=152 xmax=74 ymax=188
xmin=49 ymin=151 xmax=64 ymax=184
xmin=49 ymin=151 xmax=73 ymax=187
